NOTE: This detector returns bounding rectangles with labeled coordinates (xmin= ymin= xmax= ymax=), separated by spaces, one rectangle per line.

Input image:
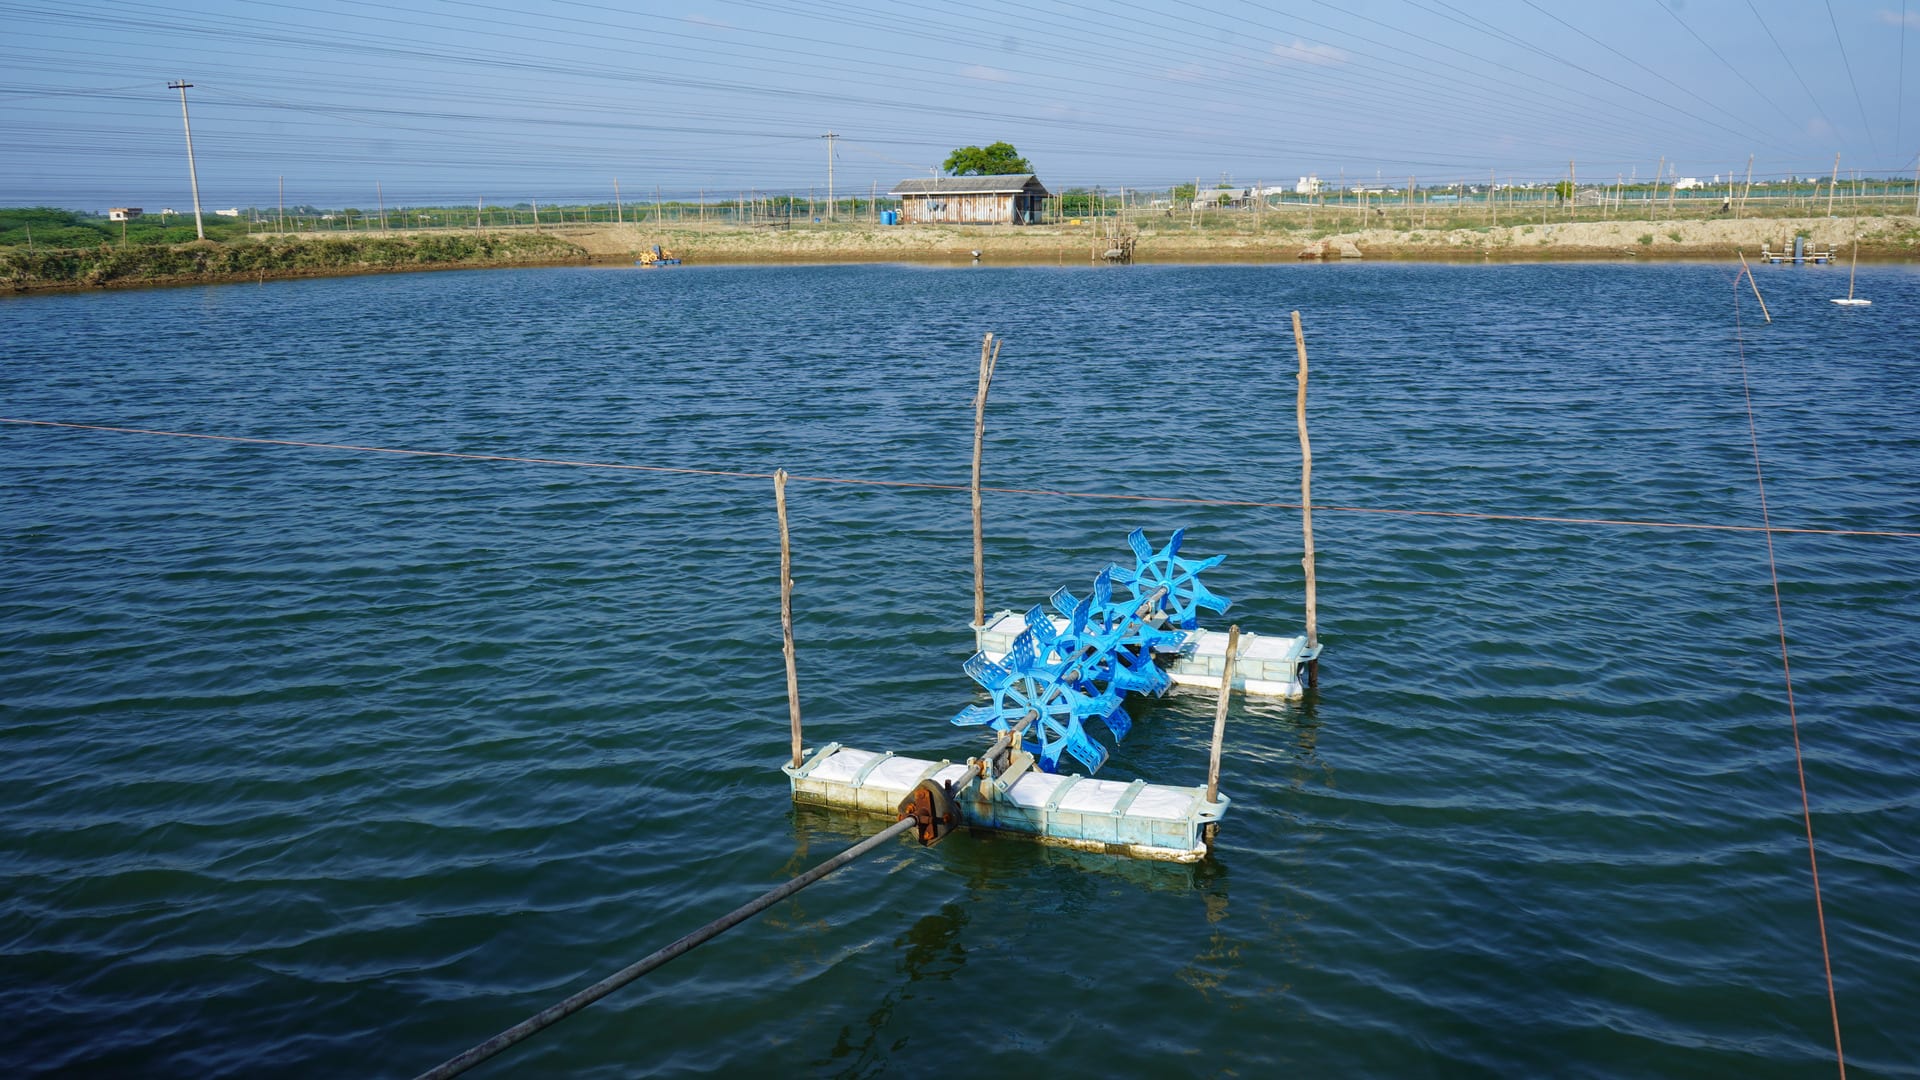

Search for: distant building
xmin=214 ymin=207 xmax=242 ymax=217
xmin=888 ymin=174 xmax=1050 ymax=225
xmin=1295 ymin=175 xmax=1321 ymax=195
xmin=108 ymin=207 xmax=142 ymax=221
xmin=1672 ymin=177 xmax=1701 ymax=191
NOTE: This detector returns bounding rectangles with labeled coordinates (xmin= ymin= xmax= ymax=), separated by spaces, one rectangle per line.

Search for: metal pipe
xmin=414 ymin=816 xmax=917 ymax=1080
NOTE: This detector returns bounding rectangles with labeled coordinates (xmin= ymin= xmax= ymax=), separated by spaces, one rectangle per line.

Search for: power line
xmin=1822 ymin=0 xmax=1877 ymax=154
xmin=1743 ymin=0 xmax=1843 ymax=147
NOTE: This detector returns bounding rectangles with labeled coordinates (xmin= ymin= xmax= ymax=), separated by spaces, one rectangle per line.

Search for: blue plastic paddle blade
xmin=1127 ymin=528 xmax=1155 ymax=565
xmin=1048 ymin=584 xmax=1080 ymax=620
xmin=1097 ymin=703 xmax=1133 ymax=742
xmin=963 ymin=652 xmax=1012 ymax=692
xmin=1004 ymin=629 xmax=1045 ymax=675
xmin=1024 ymin=604 xmax=1068 ymax=661
xmin=951 ymin=703 xmax=1000 ymax=727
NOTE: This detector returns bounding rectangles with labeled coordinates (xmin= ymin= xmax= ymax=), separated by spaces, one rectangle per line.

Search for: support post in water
xmin=1737 ymin=253 xmax=1772 ymax=324
xmin=775 ymin=469 xmax=803 ymax=767
xmin=1291 ymin=311 xmax=1319 ymax=687
xmin=1205 ymin=624 xmax=1241 ymax=807
xmin=971 ymin=332 xmax=1001 ymax=628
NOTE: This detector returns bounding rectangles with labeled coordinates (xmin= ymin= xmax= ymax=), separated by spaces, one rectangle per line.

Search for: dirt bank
xmin=8 ymin=215 xmax=1914 ymax=294
xmin=544 ymin=214 xmax=1920 ymax=265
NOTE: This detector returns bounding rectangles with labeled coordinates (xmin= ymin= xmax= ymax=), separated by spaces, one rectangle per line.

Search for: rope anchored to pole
xmin=414 ymin=815 xmax=919 ymax=1080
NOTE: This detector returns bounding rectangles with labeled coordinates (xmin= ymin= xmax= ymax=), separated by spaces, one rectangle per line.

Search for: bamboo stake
xmin=1204 ymin=623 xmax=1241 ymax=811
xmin=1291 ymin=311 xmax=1318 ymax=686
xmin=774 ymin=469 xmax=803 ymax=768
xmin=1737 ymin=252 xmax=1772 ymax=323
xmin=1741 ymin=154 xmax=1754 ymax=217
xmin=1827 ymin=152 xmax=1840 ymax=217
xmin=971 ymin=333 xmax=1001 ymax=628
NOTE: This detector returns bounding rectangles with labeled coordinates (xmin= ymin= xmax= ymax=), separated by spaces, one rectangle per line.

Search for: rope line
xmin=1733 ymin=267 xmax=1845 ymax=1077
xmin=4 ymin=415 xmax=1917 ymax=541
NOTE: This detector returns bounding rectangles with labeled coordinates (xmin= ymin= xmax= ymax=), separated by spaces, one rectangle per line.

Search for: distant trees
xmin=943 ymin=141 xmax=1032 ymax=176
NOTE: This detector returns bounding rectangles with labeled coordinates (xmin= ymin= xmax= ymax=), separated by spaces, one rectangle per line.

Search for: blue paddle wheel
xmin=951 ymin=530 xmax=1231 ymax=774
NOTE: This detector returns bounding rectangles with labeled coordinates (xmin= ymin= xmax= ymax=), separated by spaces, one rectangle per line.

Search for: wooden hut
xmin=889 ymin=175 xmax=1050 ymax=225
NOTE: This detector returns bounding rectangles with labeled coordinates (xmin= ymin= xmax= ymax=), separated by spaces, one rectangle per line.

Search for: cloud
xmin=1273 ymin=39 xmax=1347 ymax=66
xmin=960 ymin=65 xmax=1014 ymax=83
xmin=1878 ymin=9 xmax=1920 ymax=28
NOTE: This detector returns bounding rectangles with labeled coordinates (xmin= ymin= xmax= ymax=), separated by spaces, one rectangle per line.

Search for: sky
xmin=2 ymin=0 xmax=1915 ymax=211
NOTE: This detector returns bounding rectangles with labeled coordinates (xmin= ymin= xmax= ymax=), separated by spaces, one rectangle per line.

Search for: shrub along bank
xmin=2 ymin=232 xmax=588 ymax=290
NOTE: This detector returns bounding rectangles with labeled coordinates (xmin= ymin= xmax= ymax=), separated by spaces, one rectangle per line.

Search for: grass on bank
xmin=1 ymin=229 xmax=585 ymax=288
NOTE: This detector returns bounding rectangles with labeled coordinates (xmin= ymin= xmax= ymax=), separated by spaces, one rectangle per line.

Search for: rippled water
xmin=3 ymin=260 xmax=1916 ymax=1078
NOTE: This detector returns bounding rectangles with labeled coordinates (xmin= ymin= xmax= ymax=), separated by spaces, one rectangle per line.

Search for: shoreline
xmin=5 ymin=214 xmax=1915 ymax=294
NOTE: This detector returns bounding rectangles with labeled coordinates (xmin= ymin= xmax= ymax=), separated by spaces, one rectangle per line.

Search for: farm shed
xmin=889 ymin=174 xmax=1051 ymax=225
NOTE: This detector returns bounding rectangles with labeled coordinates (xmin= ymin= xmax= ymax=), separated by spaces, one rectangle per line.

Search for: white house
xmin=1295 ymin=175 xmax=1322 ymax=195
xmin=214 ymin=207 xmax=241 ymax=217
xmin=108 ymin=207 xmax=142 ymax=221
xmin=1672 ymin=177 xmax=1701 ymax=191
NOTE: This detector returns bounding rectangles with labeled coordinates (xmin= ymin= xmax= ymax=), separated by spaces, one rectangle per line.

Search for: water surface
xmin=3 ymin=260 xmax=1916 ymax=1077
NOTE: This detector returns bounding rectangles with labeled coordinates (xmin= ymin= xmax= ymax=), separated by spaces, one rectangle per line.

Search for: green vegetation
xmin=2 ymin=232 xmax=583 ymax=290
xmin=1666 ymin=230 xmax=1683 ymax=243
xmin=0 ymin=206 xmax=254 ymax=248
xmin=1638 ymin=234 xmax=1655 ymax=245
xmin=941 ymin=141 xmax=1032 ymax=176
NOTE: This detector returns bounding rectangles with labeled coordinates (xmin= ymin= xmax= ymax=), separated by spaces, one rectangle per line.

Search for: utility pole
xmin=168 ymin=81 xmax=205 ymax=240
xmin=377 ymin=181 xmax=386 ymax=230
xmin=614 ymin=179 xmax=622 ymax=224
xmin=1827 ymin=152 xmax=1840 ymax=216
xmin=821 ymin=131 xmax=838 ymax=221
xmin=278 ymin=175 xmax=284 ymax=233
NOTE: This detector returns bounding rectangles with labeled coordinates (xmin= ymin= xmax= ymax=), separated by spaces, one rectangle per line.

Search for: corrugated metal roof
xmin=889 ymin=174 xmax=1049 ymax=196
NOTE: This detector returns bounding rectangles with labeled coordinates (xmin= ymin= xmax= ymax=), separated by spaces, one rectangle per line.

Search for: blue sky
xmin=2 ymin=0 xmax=1914 ymax=210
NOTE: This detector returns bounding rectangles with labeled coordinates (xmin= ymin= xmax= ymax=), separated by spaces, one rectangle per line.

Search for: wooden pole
xmin=1651 ymin=156 xmax=1663 ymax=221
xmin=1827 ymin=152 xmax=1840 ymax=217
xmin=971 ymin=333 xmax=1001 ymax=627
xmin=1204 ymin=623 xmax=1241 ymax=809
xmin=774 ymin=469 xmax=803 ymax=768
xmin=1291 ymin=311 xmax=1318 ymax=686
xmin=1737 ymin=252 xmax=1772 ymax=323
xmin=1741 ymin=154 xmax=1754 ymax=217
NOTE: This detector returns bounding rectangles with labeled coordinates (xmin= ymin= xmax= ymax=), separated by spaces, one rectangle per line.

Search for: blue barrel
xmin=881 ymin=210 xmax=898 ymax=225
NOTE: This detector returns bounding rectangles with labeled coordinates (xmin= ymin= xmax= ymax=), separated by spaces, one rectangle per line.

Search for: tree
xmin=943 ymin=141 xmax=1032 ymax=176
xmin=1172 ymin=182 xmax=1196 ymax=204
